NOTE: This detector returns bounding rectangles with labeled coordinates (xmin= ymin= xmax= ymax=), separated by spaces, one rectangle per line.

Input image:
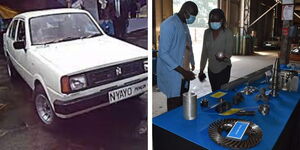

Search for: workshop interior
xmin=153 ymin=0 xmax=300 ymax=150
xmin=0 ymin=0 xmax=300 ymax=150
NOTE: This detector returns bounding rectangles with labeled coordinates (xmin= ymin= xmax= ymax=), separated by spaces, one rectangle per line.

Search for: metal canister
xmin=183 ymin=92 xmax=197 ymax=120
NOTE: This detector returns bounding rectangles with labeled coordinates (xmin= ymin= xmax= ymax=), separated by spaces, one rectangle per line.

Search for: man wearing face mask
xmin=157 ymin=1 xmax=198 ymax=111
xmin=199 ymin=8 xmax=234 ymax=92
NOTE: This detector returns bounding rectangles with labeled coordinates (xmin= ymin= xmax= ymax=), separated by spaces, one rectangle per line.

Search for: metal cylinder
xmin=291 ymin=76 xmax=299 ymax=92
xmin=183 ymin=92 xmax=197 ymax=120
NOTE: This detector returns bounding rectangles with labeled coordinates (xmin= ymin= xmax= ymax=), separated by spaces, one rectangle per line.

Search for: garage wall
xmin=153 ymin=0 xmax=173 ymax=49
xmin=250 ymin=0 xmax=276 ymax=48
xmin=219 ymin=0 xmax=239 ymax=35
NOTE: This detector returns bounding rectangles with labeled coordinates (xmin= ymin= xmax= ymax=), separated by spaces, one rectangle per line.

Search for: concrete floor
xmin=153 ymin=50 xmax=279 ymax=117
xmin=0 ymin=32 xmax=147 ymax=150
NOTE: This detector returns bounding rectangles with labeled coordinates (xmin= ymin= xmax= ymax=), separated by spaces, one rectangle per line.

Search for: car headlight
xmin=69 ymin=75 xmax=87 ymax=91
xmin=143 ymin=60 xmax=148 ymax=72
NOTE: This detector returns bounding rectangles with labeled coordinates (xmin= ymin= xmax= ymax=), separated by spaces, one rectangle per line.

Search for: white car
xmin=3 ymin=9 xmax=148 ymax=126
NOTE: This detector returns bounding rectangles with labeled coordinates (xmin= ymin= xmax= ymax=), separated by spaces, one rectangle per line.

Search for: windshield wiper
xmin=41 ymin=36 xmax=81 ymax=45
xmin=80 ymin=33 xmax=102 ymax=39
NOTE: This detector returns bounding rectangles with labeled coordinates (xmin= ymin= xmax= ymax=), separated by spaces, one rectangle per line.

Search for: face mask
xmin=210 ymin=22 xmax=222 ymax=30
xmin=186 ymin=15 xmax=196 ymax=24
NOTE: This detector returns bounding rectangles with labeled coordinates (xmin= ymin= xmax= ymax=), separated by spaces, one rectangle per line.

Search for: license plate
xmin=266 ymin=44 xmax=272 ymax=46
xmin=108 ymin=81 xmax=147 ymax=104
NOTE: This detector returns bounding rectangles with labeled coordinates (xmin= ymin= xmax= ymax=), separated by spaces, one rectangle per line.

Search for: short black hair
xmin=179 ymin=1 xmax=198 ymax=16
xmin=208 ymin=8 xmax=226 ymax=30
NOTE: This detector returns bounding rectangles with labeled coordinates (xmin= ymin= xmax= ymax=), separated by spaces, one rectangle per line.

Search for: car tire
xmin=34 ymin=84 xmax=61 ymax=129
xmin=6 ymin=57 xmax=17 ymax=80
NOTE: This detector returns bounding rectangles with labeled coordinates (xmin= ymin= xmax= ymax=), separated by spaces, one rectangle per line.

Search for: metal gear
xmin=208 ymin=119 xmax=263 ymax=149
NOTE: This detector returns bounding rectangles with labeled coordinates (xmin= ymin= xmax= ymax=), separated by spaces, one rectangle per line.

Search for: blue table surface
xmin=153 ymin=74 xmax=300 ymax=150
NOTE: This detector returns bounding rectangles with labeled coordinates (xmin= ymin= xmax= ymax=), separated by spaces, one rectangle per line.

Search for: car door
xmin=14 ymin=19 xmax=34 ymax=84
xmin=6 ymin=19 xmax=19 ymax=69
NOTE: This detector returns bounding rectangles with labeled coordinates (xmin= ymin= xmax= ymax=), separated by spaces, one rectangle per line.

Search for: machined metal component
xmin=219 ymin=98 xmax=225 ymax=103
xmin=279 ymin=70 xmax=298 ymax=91
xmin=241 ymin=86 xmax=258 ymax=95
xmin=215 ymin=101 xmax=231 ymax=113
xmin=236 ymin=110 xmax=256 ymax=116
xmin=182 ymin=92 xmax=197 ymax=120
xmin=221 ymin=66 xmax=272 ymax=91
xmin=208 ymin=119 xmax=263 ymax=149
xmin=255 ymin=88 xmax=269 ymax=102
xmin=200 ymin=98 xmax=208 ymax=107
xmin=258 ymin=104 xmax=270 ymax=116
xmin=270 ymin=58 xmax=280 ymax=97
xmin=233 ymin=92 xmax=244 ymax=105
xmin=290 ymin=76 xmax=299 ymax=92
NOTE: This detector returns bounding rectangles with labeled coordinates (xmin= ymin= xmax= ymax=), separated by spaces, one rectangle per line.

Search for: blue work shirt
xmin=157 ymin=14 xmax=195 ymax=98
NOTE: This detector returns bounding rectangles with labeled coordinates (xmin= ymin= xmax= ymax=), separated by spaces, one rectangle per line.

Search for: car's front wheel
xmin=34 ymin=84 xmax=60 ymax=128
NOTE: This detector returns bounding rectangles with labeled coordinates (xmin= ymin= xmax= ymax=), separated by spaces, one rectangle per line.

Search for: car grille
xmin=86 ymin=59 xmax=146 ymax=87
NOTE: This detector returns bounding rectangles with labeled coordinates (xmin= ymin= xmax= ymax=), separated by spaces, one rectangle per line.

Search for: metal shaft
xmin=271 ymin=58 xmax=280 ymax=97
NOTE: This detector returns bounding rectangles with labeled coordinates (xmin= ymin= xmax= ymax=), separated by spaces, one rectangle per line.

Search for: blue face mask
xmin=186 ymin=15 xmax=196 ymax=24
xmin=210 ymin=22 xmax=222 ymax=30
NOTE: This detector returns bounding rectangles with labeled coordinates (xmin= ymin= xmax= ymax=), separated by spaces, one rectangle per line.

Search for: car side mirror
xmin=13 ymin=41 xmax=26 ymax=50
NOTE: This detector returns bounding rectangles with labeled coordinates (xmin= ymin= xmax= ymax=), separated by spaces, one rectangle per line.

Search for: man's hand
xmin=175 ymin=66 xmax=195 ymax=81
xmin=183 ymin=70 xmax=195 ymax=80
xmin=198 ymin=69 xmax=206 ymax=82
xmin=191 ymin=65 xmax=195 ymax=71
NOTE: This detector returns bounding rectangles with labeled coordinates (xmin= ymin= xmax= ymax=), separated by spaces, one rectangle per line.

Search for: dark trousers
xmin=113 ymin=17 xmax=127 ymax=39
xmin=208 ymin=65 xmax=231 ymax=92
xmin=167 ymin=80 xmax=189 ymax=111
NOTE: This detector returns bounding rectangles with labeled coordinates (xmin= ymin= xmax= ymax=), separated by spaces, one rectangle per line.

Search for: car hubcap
xmin=35 ymin=94 xmax=53 ymax=125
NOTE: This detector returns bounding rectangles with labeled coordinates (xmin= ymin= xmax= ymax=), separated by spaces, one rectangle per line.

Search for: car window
xmin=16 ymin=20 xmax=25 ymax=41
xmin=9 ymin=20 xmax=18 ymax=40
xmin=29 ymin=13 xmax=103 ymax=45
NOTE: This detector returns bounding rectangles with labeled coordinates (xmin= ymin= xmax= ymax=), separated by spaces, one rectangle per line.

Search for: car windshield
xmin=29 ymin=13 xmax=102 ymax=45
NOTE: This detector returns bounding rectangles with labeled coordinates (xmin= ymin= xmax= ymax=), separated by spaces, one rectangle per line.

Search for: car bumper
xmin=53 ymin=78 xmax=147 ymax=118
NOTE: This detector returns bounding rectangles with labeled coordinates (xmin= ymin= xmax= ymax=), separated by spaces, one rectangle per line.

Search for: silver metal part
xmin=290 ymin=76 xmax=299 ymax=92
xmin=208 ymin=119 xmax=263 ymax=149
xmin=241 ymin=86 xmax=258 ymax=95
xmin=255 ymin=88 xmax=269 ymax=102
xmin=221 ymin=65 xmax=272 ymax=91
xmin=271 ymin=58 xmax=280 ymax=97
xmin=258 ymin=104 xmax=270 ymax=116
xmin=183 ymin=92 xmax=197 ymax=120
xmin=200 ymin=98 xmax=209 ymax=107
xmin=279 ymin=70 xmax=298 ymax=92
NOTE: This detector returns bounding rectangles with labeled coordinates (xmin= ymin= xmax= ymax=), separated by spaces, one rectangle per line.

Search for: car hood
xmin=33 ymin=35 xmax=147 ymax=75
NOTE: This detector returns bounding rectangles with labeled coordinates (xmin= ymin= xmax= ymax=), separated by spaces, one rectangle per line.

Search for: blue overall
xmin=157 ymin=14 xmax=194 ymax=98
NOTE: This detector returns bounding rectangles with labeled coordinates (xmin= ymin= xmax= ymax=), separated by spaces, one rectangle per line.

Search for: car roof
xmin=14 ymin=8 xmax=87 ymax=19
